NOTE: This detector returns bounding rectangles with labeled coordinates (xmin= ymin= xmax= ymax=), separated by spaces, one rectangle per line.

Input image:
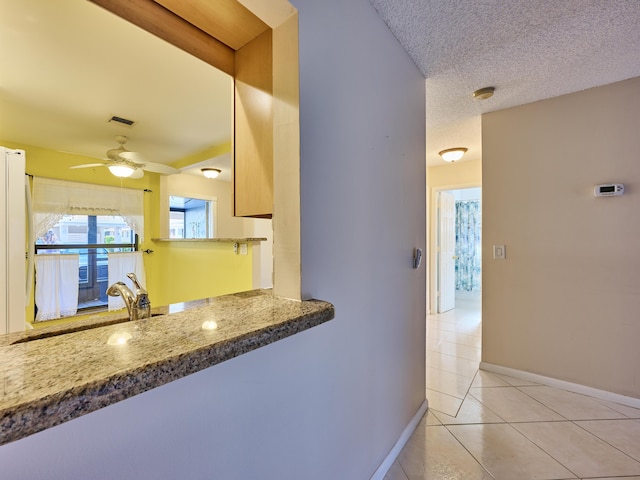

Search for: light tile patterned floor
xmin=385 ymin=291 xmax=640 ymax=480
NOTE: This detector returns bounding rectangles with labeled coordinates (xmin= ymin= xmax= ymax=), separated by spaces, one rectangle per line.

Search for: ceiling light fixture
xmin=108 ymin=164 xmax=135 ymax=178
xmin=473 ymin=86 xmax=495 ymax=100
xmin=439 ymin=148 xmax=468 ymax=162
xmin=201 ymin=168 xmax=221 ymax=179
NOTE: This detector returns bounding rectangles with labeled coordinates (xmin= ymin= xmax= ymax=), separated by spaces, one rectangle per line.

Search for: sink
xmin=12 ymin=313 xmax=165 ymax=344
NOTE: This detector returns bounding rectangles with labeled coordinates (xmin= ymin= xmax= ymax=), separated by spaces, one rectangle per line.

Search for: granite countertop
xmin=0 ymin=290 xmax=334 ymax=446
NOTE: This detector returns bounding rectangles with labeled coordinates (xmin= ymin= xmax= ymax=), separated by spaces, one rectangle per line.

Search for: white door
xmin=438 ymin=191 xmax=456 ymax=312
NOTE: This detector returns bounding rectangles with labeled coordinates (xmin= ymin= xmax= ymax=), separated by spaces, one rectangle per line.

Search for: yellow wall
xmin=150 ymin=240 xmax=253 ymax=305
xmin=426 ymin=159 xmax=482 ymax=312
xmin=2 ymin=140 xmax=254 ymax=324
xmin=482 ymin=77 xmax=640 ymax=398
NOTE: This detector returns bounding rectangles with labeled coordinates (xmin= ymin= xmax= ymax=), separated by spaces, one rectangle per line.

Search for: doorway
xmin=435 ymin=187 xmax=482 ymax=313
xmin=427 ymin=186 xmax=482 ymax=414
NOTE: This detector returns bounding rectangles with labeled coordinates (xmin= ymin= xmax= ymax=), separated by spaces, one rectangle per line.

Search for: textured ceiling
xmin=369 ymin=0 xmax=640 ymax=166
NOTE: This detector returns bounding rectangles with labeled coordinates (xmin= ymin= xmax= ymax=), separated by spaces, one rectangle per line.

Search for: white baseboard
xmin=370 ymin=399 xmax=428 ymax=480
xmin=480 ymin=362 xmax=640 ymax=409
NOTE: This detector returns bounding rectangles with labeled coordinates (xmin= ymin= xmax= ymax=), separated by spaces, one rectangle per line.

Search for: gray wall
xmin=297 ymin=0 xmax=427 ymax=475
xmin=0 ymin=0 xmax=426 ymax=478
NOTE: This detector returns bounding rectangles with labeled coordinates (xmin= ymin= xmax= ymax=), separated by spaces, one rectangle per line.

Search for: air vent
xmin=107 ymin=115 xmax=136 ymax=127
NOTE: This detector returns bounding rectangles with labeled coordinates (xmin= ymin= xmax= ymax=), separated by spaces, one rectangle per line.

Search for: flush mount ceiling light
xmin=201 ymin=168 xmax=221 ymax=179
xmin=108 ymin=164 xmax=135 ymax=178
xmin=439 ymin=148 xmax=468 ymax=162
xmin=473 ymin=86 xmax=495 ymax=100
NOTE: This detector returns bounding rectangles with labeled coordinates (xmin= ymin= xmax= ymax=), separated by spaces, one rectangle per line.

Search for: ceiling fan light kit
xmin=108 ymin=164 xmax=135 ymax=178
xmin=201 ymin=168 xmax=221 ymax=179
xmin=439 ymin=147 xmax=468 ymax=162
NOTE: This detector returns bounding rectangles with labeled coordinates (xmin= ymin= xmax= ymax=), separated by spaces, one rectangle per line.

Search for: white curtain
xmin=32 ymin=177 xmax=144 ymax=241
xmin=35 ymin=254 xmax=80 ymax=321
xmin=108 ymin=251 xmax=146 ymax=311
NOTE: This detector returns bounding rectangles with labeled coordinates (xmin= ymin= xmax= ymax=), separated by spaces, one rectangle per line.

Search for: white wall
xmin=252 ymin=217 xmax=273 ymax=289
xmin=482 ymin=77 xmax=640 ymax=398
xmin=0 ymin=1 xmax=426 ymax=478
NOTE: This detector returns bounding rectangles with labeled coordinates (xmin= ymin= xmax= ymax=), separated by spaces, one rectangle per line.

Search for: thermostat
xmin=594 ymin=184 xmax=624 ymax=197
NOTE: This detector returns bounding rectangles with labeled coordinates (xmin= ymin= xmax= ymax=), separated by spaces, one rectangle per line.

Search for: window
xmin=36 ymin=215 xmax=135 ymax=309
xmin=169 ymin=196 xmax=215 ymax=239
xmin=32 ymin=177 xmax=144 ymax=316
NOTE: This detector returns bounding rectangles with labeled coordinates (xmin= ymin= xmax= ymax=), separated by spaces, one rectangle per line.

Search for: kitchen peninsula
xmin=0 ymin=290 xmax=334 ymax=445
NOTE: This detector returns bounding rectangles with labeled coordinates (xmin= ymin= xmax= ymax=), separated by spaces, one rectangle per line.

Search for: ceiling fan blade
xmin=140 ymin=161 xmax=180 ymax=175
xmin=103 ymin=137 xmax=175 ymax=175
xmin=69 ymin=163 xmax=107 ymax=169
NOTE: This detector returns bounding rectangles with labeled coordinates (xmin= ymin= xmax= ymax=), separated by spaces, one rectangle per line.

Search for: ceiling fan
xmin=70 ymin=135 xmax=179 ymax=178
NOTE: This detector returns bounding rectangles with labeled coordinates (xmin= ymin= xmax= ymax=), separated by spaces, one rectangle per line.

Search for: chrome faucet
xmin=127 ymin=272 xmax=151 ymax=320
xmin=106 ymin=272 xmax=151 ymax=321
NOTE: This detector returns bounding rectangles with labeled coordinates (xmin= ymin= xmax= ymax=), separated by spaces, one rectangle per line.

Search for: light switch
xmin=493 ymin=244 xmax=506 ymax=260
xmin=239 ymin=243 xmax=248 ymax=255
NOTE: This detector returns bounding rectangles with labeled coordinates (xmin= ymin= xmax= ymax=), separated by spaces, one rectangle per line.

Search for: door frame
xmin=429 ymin=182 xmax=481 ymax=314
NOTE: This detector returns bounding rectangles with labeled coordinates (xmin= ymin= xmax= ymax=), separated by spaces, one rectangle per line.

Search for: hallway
xmin=384 ymin=293 xmax=640 ymax=479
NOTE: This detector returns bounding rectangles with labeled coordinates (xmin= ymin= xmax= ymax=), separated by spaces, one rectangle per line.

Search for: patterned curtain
xmin=455 ymin=200 xmax=481 ymax=291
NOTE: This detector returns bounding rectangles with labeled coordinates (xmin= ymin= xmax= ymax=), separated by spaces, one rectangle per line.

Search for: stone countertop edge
xmin=0 ymin=291 xmax=334 ymax=446
xmin=150 ymin=237 xmax=267 ymax=242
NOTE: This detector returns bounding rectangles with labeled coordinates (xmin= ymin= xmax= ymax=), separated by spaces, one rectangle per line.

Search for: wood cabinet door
xmin=234 ymin=29 xmax=274 ymax=218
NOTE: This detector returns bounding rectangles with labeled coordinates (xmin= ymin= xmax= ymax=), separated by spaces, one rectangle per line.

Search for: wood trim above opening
xmin=89 ymin=0 xmax=235 ymax=76
xmin=153 ymin=0 xmax=270 ymax=50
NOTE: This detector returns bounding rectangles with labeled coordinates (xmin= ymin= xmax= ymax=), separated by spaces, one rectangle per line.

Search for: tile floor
xmin=385 ymin=291 xmax=640 ymax=480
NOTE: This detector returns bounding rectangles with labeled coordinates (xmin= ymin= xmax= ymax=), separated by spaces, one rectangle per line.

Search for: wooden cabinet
xmin=153 ymin=0 xmax=276 ymax=218
xmin=233 ymin=29 xmax=274 ymax=218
